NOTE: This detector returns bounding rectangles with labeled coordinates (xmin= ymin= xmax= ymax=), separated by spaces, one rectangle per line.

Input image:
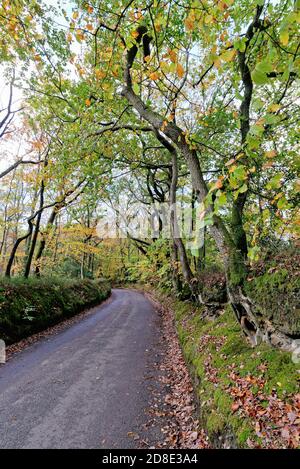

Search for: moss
xmin=228 ymin=248 xmax=248 ymax=287
xmin=245 ymin=266 xmax=300 ymax=336
xmin=206 ymin=411 xmax=226 ymax=434
xmin=0 ymin=277 xmax=111 ymax=344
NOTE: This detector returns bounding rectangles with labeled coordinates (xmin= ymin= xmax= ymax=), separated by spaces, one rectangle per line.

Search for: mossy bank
xmin=0 ymin=277 xmax=111 ymax=345
xmin=145 ymin=287 xmax=299 ymax=449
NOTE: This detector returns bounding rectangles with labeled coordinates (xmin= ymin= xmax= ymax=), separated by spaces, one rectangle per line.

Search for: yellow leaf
xmin=204 ymin=15 xmax=214 ymax=24
xmin=221 ymin=49 xmax=236 ymax=62
xmin=262 ymin=161 xmax=274 ymax=169
xmin=176 ymin=63 xmax=185 ymax=78
xmin=131 ymin=30 xmax=139 ymax=39
xmin=274 ymin=192 xmax=283 ymax=200
xmin=280 ymin=30 xmax=289 ymax=46
xmin=66 ymin=32 xmax=73 ymax=43
xmin=268 ymin=103 xmax=281 ymax=112
xmin=72 ymin=11 xmax=79 ymax=20
xmin=218 ymin=2 xmax=227 ymax=12
xmin=214 ymin=58 xmax=221 ymax=69
xmin=265 ymin=150 xmax=277 ymax=158
xmin=160 ymin=61 xmax=169 ymax=73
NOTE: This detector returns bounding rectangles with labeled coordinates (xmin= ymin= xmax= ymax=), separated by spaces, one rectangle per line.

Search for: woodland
xmin=0 ymin=0 xmax=299 ymax=449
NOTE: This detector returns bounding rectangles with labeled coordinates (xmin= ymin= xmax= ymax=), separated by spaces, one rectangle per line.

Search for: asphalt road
xmin=0 ymin=289 xmax=164 ymax=449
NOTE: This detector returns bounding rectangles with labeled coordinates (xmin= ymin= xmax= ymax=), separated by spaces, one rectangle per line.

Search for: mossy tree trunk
xmin=156 ymin=129 xmax=196 ymax=298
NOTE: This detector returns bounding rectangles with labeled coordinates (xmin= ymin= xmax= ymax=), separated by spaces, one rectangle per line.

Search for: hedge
xmin=0 ymin=277 xmax=111 ymax=345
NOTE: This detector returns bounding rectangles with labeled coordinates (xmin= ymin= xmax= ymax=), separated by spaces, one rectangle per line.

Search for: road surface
xmin=0 ymin=289 xmax=164 ymax=449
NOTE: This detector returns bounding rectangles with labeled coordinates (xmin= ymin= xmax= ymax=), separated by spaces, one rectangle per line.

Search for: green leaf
xmin=239 ymin=183 xmax=248 ymax=193
xmin=133 ymin=83 xmax=140 ymax=94
xmin=218 ymin=192 xmax=227 ymax=206
xmin=233 ymin=38 xmax=246 ymax=53
xmin=256 ymin=60 xmax=273 ymax=73
xmin=266 ymin=173 xmax=283 ymax=190
xmin=248 ymin=246 xmax=260 ymax=262
xmin=246 ymin=134 xmax=260 ymax=149
xmin=251 ymin=69 xmax=268 ymax=85
xmin=277 ymin=196 xmax=291 ymax=210
xmin=233 ymin=165 xmax=247 ymax=181
xmin=191 ymin=248 xmax=199 ymax=257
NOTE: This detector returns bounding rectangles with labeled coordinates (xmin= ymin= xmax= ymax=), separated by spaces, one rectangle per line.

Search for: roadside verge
xmin=143 ymin=287 xmax=299 ymax=449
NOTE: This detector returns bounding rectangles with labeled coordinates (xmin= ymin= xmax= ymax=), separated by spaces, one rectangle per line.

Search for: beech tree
xmin=64 ymin=0 xmax=299 ymax=348
xmin=0 ymin=0 xmax=298 ymax=350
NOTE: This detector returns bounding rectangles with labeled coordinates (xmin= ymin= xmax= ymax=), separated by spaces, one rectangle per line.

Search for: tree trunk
xmin=170 ymin=240 xmax=182 ymax=293
xmin=169 ymin=149 xmax=196 ymax=297
xmin=5 ymin=220 xmax=34 ymax=277
xmin=24 ymin=180 xmax=45 ymax=278
xmin=35 ymin=205 xmax=59 ymax=276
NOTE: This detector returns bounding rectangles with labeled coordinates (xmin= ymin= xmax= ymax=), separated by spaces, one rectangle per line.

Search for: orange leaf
xmin=169 ymin=49 xmax=177 ymax=63
xmin=211 ymin=178 xmax=223 ymax=191
xmin=149 ymin=71 xmax=159 ymax=81
xmin=185 ymin=17 xmax=195 ymax=31
xmin=95 ymin=69 xmax=106 ymax=80
xmin=176 ymin=63 xmax=185 ymax=78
